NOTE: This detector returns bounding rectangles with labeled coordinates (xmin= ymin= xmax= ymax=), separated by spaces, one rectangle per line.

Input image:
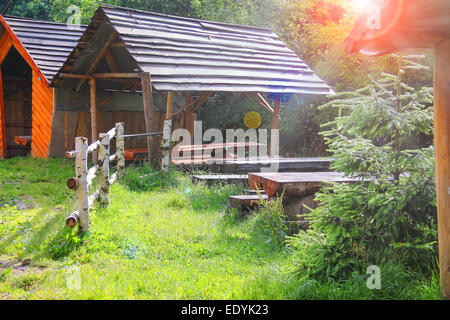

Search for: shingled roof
xmin=53 ymin=4 xmax=333 ymax=95
xmin=3 ymin=16 xmax=86 ymax=82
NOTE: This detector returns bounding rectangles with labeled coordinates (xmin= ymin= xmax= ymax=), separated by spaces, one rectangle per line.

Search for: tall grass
xmin=0 ymin=158 xmax=441 ymax=300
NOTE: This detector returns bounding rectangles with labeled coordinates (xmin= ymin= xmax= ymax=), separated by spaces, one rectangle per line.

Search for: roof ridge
xmin=99 ymin=4 xmax=275 ymax=33
xmin=3 ymin=14 xmax=88 ymax=27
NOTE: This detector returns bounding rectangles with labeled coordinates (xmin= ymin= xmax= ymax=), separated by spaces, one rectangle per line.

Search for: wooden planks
xmin=248 ymin=172 xmax=362 ymax=197
xmin=192 ymin=174 xmax=248 ymax=185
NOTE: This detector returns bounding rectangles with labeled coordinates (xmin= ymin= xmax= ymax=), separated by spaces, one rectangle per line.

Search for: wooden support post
xmin=98 ymin=133 xmax=110 ymax=206
xmin=89 ymin=78 xmax=98 ymax=162
xmin=185 ymin=93 xmax=192 ymax=142
xmin=270 ymin=95 xmax=281 ymax=157
xmin=434 ymin=40 xmax=450 ymax=299
xmin=141 ymin=72 xmax=156 ymax=163
xmin=64 ymin=112 xmax=68 ymax=152
xmin=162 ymin=91 xmax=174 ymax=172
xmin=115 ymin=122 xmax=125 ymax=180
xmin=75 ymin=137 xmax=89 ymax=232
xmin=166 ymin=91 xmax=174 ymax=120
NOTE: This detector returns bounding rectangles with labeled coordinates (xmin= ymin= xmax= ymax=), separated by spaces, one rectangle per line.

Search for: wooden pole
xmin=115 ymin=122 xmax=125 ymax=180
xmin=162 ymin=92 xmax=174 ymax=172
xmin=89 ymin=78 xmax=98 ymax=162
xmin=270 ymin=94 xmax=281 ymax=157
xmin=141 ymin=72 xmax=156 ymax=163
xmin=64 ymin=112 xmax=68 ymax=152
xmin=75 ymin=137 xmax=89 ymax=232
xmin=185 ymin=93 xmax=193 ymax=143
xmin=98 ymin=133 xmax=110 ymax=206
xmin=434 ymin=40 xmax=450 ymax=299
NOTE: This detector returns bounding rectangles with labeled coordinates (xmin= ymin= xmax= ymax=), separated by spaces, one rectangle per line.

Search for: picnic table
xmin=172 ymin=142 xmax=264 ymax=165
xmin=248 ymin=172 xmax=363 ymax=220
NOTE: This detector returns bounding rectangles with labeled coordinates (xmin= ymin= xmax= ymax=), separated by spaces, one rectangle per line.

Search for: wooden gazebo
xmin=51 ymin=4 xmax=334 ymax=164
xmin=345 ymin=0 xmax=450 ymax=299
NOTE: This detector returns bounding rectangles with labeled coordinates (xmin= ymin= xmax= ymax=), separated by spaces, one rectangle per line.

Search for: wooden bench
xmin=229 ymin=195 xmax=269 ymax=208
xmin=192 ymin=174 xmax=249 ymax=185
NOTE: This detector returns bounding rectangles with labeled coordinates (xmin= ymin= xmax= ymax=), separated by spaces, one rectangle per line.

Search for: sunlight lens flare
xmin=351 ymin=0 xmax=376 ymax=13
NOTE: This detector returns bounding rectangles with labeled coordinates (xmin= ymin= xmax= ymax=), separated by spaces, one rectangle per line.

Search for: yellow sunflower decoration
xmin=244 ymin=111 xmax=262 ymax=129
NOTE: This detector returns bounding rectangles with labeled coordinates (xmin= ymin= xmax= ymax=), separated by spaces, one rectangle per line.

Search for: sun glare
xmin=351 ymin=0 xmax=375 ymax=13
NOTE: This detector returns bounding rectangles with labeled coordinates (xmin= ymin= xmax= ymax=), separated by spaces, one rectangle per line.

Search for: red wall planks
xmin=0 ymin=16 xmax=54 ymax=159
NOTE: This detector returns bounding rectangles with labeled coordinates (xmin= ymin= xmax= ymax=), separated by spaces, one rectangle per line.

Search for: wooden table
xmin=248 ymin=172 xmax=363 ymax=221
xmin=172 ymin=142 xmax=264 ymax=165
xmin=248 ymin=172 xmax=361 ymax=197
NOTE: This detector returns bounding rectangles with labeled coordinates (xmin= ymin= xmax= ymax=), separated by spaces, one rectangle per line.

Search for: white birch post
xmin=162 ymin=119 xmax=172 ymax=172
xmin=98 ymin=133 xmax=110 ymax=206
xmin=75 ymin=137 xmax=90 ymax=232
xmin=115 ymin=122 xmax=125 ymax=179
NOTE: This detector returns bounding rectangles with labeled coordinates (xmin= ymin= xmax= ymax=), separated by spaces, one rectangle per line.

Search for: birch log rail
xmin=65 ymin=123 xmax=125 ymax=231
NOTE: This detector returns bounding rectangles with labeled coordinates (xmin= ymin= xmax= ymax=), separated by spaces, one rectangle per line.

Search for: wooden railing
xmin=65 ymin=123 xmax=125 ymax=232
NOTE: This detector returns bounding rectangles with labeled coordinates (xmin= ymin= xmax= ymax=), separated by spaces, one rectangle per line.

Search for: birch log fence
xmin=65 ymin=122 xmax=125 ymax=232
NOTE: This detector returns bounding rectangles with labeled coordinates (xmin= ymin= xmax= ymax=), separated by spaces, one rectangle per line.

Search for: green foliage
xmin=123 ymin=163 xmax=179 ymax=192
xmin=242 ymin=262 xmax=441 ymax=300
xmin=0 ymin=158 xmax=441 ymax=299
xmin=253 ymin=196 xmax=288 ymax=247
xmin=45 ymin=227 xmax=87 ymax=260
xmin=2 ymin=0 xmax=193 ymax=23
xmin=287 ymin=56 xmax=437 ymax=280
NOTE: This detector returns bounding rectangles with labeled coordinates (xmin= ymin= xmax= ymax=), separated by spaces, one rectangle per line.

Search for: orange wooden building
xmin=0 ymin=15 xmax=84 ymax=159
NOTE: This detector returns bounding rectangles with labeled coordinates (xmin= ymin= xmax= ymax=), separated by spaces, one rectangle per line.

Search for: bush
xmin=287 ymin=55 xmax=437 ymax=280
xmin=253 ymin=196 xmax=288 ymax=247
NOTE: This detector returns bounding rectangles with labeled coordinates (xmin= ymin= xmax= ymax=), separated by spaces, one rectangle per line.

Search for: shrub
xmin=254 ymin=196 xmax=288 ymax=246
xmin=287 ymin=55 xmax=437 ymax=280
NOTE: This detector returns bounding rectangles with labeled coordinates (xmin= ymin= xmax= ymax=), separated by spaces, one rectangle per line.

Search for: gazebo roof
xmin=52 ymin=4 xmax=333 ymax=95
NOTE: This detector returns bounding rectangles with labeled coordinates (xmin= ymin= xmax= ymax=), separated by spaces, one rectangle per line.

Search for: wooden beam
xmin=92 ymin=73 xmax=142 ymax=79
xmin=186 ymin=93 xmax=193 ymax=141
xmin=192 ymin=92 xmax=214 ymax=113
xmin=166 ymin=91 xmax=174 ymax=120
xmin=76 ymin=31 xmax=117 ymax=92
xmin=270 ymin=94 xmax=281 ymax=157
xmin=255 ymin=93 xmax=275 ymax=114
xmin=110 ymin=42 xmax=125 ymax=48
xmin=171 ymin=92 xmax=213 ymax=118
xmin=64 ymin=112 xmax=68 ymax=152
xmin=141 ymin=72 xmax=156 ymax=163
xmin=89 ymin=78 xmax=98 ymax=162
xmin=60 ymin=73 xmax=92 ymax=79
xmin=434 ymin=39 xmax=450 ymax=299
xmin=245 ymin=92 xmax=276 ymax=116
xmin=104 ymin=48 xmax=119 ymax=73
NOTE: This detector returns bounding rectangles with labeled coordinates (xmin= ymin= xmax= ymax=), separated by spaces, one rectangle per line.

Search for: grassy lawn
xmin=0 ymin=158 xmax=442 ymax=300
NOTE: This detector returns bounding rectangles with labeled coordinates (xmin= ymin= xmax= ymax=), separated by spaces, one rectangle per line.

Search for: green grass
xmin=0 ymin=158 xmax=442 ymax=299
